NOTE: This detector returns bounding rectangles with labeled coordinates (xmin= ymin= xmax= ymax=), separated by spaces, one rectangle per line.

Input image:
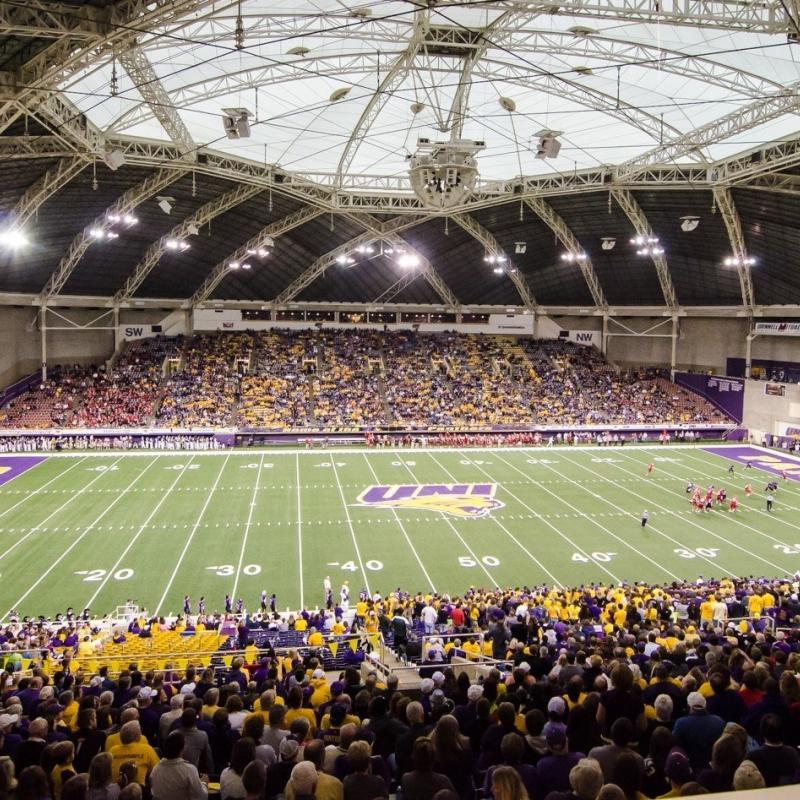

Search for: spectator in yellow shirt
xmin=109 ymin=721 xmax=159 ymax=785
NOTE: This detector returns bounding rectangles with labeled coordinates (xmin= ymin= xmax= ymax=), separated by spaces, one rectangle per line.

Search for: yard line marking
xmin=362 ymin=454 xmax=436 ymax=593
xmin=2 ymin=457 xmax=159 ymax=619
xmin=84 ymin=455 xmax=196 ymax=611
xmin=328 ymin=452 xmax=371 ymax=596
xmin=460 ymin=452 xmax=623 ymax=584
xmin=295 ymin=454 xmax=305 ymax=609
xmin=555 ymin=451 xmax=742 ymax=578
xmin=395 ymin=455 xmax=497 ymax=586
xmin=611 ymin=451 xmax=794 ymax=575
xmin=0 ymin=456 xmax=125 ymax=564
xmin=432 ymin=452 xmax=563 ymax=588
xmin=679 ymin=449 xmax=800 ymax=527
xmin=504 ymin=451 xmax=683 ymax=582
xmin=0 ymin=456 xmax=88 ymax=521
xmin=155 ymin=454 xmax=231 ymax=615
xmin=232 ymin=454 xmax=264 ymax=602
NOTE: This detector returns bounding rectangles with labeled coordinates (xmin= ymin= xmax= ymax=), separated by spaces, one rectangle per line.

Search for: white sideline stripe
xmin=295 ymin=454 xmax=304 ymax=610
xmin=0 ymin=456 xmax=88 ymax=521
xmin=395 ymin=456 xmax=497 ymax=586
xmin=430 ymin=451 xmax=563 ymax=588
xmin=0 ymin=456 xmax=124 ymax=565
xmin=84 ymin=455 xmax=196 ymax=609
xmin=611 ymin=450 xmax=791 ymax=575
xmin=155 ymin=454 xmax=231 ymax=615
xmin=555 ymin=450 xmax=742 ymax=579
xmin=3 ymin=457 xmax=159 ymax=619
xmin=329 ymin=452 xmax=371 ymax=597
xmin=232 ymin=453 xmax=264 ymax=601
xmin=462 ymin=452 xmax=624 ymax=584
xmin=362 ymin=453 xmax=436 ymax=594
xmin=10 ymin=442 xmax=739 ymax=459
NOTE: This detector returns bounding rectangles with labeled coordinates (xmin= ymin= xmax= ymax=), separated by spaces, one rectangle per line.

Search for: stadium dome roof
xmin=2 ymin=0 xmax=800 ymax=312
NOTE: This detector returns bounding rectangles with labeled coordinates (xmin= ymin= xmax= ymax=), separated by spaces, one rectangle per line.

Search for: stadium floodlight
xmin=166 ymin=239 xmax=180 ymax=250
xmin=723 ymin=256 xmax=756 ymax=267
xmin=680 ymin=216 xmax=700 ymax=232
xmin=335 ymin=254 xmax=349 ymax=265
xmin=408 ymin=138 xmax=484 ymax=209
xmin=229 ymin=261 xmax=241 ymax=269
xmin=241 ymin=263 xmax=251 ymax=270
xmin=484 ymin=253 xmax=507 ymax=264
xmin=106 ymin=230 xmax=119 ymax=239
xmin=601 ymin=237 xmax=616 ymax=250
xmin=0 ymin=228 xmax=28 ymax=249
xmin=561 ymin=251 xmax=587 ymax=262
xmin=89 ymin=227 xmax=105 ymax=240
xmin=493 ymin=266 xmax=505 ymax=274
xmin=636 ymin=245 xmax=664 ymax=256
xmin=222 ymin=107 xmax=252 ymax=139
xmin=123 ymin=214 xmax=138 ymax=227
xmin=397 ymin=253 xmax=420 ymax=269
xmin=631 ymin=235 xmax=659 ymax=247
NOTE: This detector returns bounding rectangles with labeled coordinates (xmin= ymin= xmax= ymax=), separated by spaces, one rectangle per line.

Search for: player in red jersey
xmin=647 ymin=463 xmax=653 ymax=475
xmin=744 ymin=484 xmax=753 ymax=496
xmin=782 ymin=470 xmax=788 ymax=480
xmin=729 ymin=496 xmax=738 ymax=512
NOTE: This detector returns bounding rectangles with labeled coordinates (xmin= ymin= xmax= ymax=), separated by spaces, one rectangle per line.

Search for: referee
xmin=641 ymin=510 xmax=649 ymax=528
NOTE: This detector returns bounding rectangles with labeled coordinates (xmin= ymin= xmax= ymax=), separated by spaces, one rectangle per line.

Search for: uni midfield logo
xmin=356 ymin=483 xmax=504 ymax=518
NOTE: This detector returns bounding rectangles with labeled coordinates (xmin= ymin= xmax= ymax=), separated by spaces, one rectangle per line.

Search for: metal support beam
xmin=116 ymin=44 xmax=196 ymax=157
xmin=713 ymin=187 xmax=755 ymax=313
xmin=0 ymin=1 xmax=211 ymax=133
xmin=670 ymin=315 xmax=679 ymax=380
xmin=10 ymin=156 xmax=86 ymax=227
xmin=116 ymin=183 xmax=263 ymax=302
xmin=42 ymin=168 xmax=186 ymax=298
xmin=611 ymin=188 xmax=679 ymax=311
xmin=523 ymin=197 xmax=607 ymax=310
xmin=450 ymin=214 xmax=537 ymax=309
xmin=191 ymin=206 xmax=324 ymax=306
xmin=273 ymin=215 xmax=431 ymax=306
xmin=0 ymin=135 xmax=74 ymax=159
xmin=384 ymin=233 xmax=459 ymax=309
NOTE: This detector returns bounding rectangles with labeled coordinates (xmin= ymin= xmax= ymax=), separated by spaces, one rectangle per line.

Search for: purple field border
xmin=0 ymin=456 xmax=46 ymax=486
xmin=703 ymin=445 xmax=800 ymax=481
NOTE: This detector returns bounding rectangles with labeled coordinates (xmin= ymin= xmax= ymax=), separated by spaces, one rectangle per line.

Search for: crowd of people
xmin=0 ymin=576 xmax=798 ymax=799
xmin=0 ymin=331 xmax=731 ymax=434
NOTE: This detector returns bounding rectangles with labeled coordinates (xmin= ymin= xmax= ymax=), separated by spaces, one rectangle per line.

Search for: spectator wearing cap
xmin=137 ymin=686 xmax=163 ymax=745
xmin=285 ymin=740 xmax=343 ymax=800
xmin=655 ymin=749 xmax=692 ymax=798
xmin=672 ymin=692 xmax=725 ymax=772
xmin=71 ymin=707 xmax=106 ymax=773
xmin=150 ymin=730 xmax=208 ymax=800
xmin=543 ymin=757 xmax=604 ymax=800
xmin=109 ymin=721 xmax=159 ymax=785
xmin=748 ymin=712 xmax=800 ymax=787
xmin=544 ymin=697 xmax=567 ymax=738
xmin=588 ymin=718 xmax=644 ymax=783
xmin=733 ymin=760 xmax=766 ymax=791
xmin=535 ymin=726 xmax=584 ymax=800
xmin=0 ymin=711 xmax=22 ymax=760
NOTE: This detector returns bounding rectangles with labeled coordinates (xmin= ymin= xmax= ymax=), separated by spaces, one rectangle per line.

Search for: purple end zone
xmin=0 ymin=456 xmax=46 ymax=486
xmin=703 ymin=445 xmax=800 ymax=481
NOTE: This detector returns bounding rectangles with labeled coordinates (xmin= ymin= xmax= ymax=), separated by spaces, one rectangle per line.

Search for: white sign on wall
xmin=754 ymin=322 xmax=800 ymax=336
xmin=566 ymin=330 xmax=600 ymax=347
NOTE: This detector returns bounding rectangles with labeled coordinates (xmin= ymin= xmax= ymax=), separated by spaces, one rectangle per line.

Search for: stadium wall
xmin=742 ymin=379 xmax=800 ymax=442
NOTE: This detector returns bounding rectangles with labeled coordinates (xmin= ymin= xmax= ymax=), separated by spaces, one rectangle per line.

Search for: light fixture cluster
xmin=89 ymin=212 xmax=138 ymax=242
xmin=631 ymin=235 xmax=664 ymax=256
xmin=723 ymin=256 xmax=756 ymax=267
xmin=0 ymin=228 xmax=28 ymax=249
xmin=166 ymin=238 xmax=190 ymax=252
xmin=561 ymin=251 xmax=587 ymax=263
xmin=484 ymin=253 xmax=508 ymax=275
xmin=229 ymin=239 xmax=271 ymax=270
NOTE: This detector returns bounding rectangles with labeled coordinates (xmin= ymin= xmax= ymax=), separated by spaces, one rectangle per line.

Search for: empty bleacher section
xmin=0 ymin=331 xmax=731 ymax=431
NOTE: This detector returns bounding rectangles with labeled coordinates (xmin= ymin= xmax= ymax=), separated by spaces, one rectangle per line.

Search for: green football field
xmin=1 ymin=444 xmax=800 ymax=620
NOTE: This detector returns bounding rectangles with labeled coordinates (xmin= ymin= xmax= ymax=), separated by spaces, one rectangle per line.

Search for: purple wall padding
xmin=674 ymin=372 xmax=744 ymax=424
xmin=0 ymin=373 xmax=40 ymax=407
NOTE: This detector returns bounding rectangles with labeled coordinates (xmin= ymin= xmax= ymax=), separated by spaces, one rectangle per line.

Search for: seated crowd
xmin=1 ymin=331 xmax=730 ymax=432
xmin=0 ymin=575 xmax=798 ymax=799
